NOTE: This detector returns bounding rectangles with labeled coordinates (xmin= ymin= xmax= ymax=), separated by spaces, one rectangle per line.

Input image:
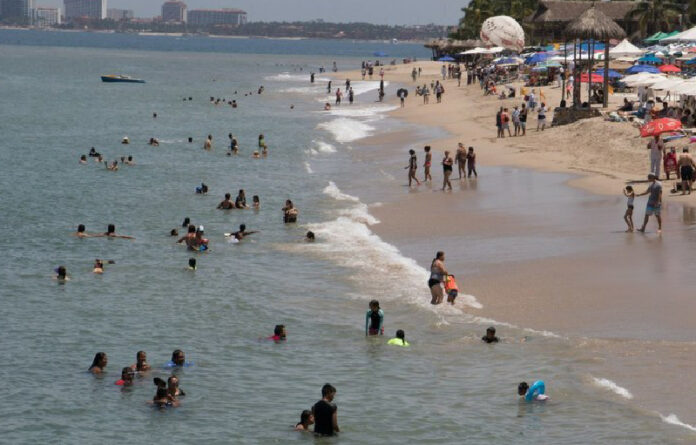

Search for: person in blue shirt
xmin=518 ymin=381 xmax=549 ymax=402
xmin=365 ymin=300 xmax=384 ymax=336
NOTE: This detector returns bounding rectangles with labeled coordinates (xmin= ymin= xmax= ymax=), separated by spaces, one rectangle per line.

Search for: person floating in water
xmin=131 ymin=351 xmax=152 ymax=373
xmin=305 ymin=231 xmax=315 ymax=242
xmin=75 ymin=224 xmax=97 ymax=238
xmin=312 ymin=383 xmax=339 ymax=436
xmin=365 ymin=300 xmax=384 ymax=336
xmin=482 ymin=327 xmax=499 ymax=343
xmin=518 ymin=381 xmax=548 ymax=402
xmin=88 ymin=352 xmax=107 ymax=374
xmin=295 ymin=409 xmax=314 ymax=432
xmin=269 ymin=325 xmax=287 ymax=342
xmin=188 ymin=258 xmax=197 ymax=270
xmin=103 ymin=224 xmax=135 ymax=239
xmin=115 ymin=367 xmax=135 ymax=386
xmin=387 ymin=329 xmax=410 ymax=347
xmin=226 ymin=224 xmax=257 ymax=242
xmin=55 ymin=266 xmax=69 ymax=281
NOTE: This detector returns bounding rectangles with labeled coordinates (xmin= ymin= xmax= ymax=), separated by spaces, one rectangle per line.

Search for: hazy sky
xmin=40 ymin=0 xmax=465 ymax=25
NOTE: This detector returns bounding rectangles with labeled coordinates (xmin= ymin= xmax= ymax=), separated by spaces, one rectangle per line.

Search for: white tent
xmin=662 ymin=26 xmax=696 ymax=43
xmin=622 ymin=73 xmax=665 ymax=87
xmin=648 ymin=77 xmax=685 ymax=92
xmin=670 ymin=78 xmax=696 ymax=95
xmin=460 ymin=47 xmax=487 ymax=55
xmin=481 ymin=46 xmax=505 ymax=54
xmin=609 ymin=39 xmax=645 ymax=58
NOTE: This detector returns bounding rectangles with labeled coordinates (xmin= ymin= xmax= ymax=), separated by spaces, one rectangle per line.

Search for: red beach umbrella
xmin=580 ymin=73 xmax=604 ymax=83
xmin=640 ymin=118 xmax=682 ymax=137
xmin=659 ymin=64 xmax=681 ymax=73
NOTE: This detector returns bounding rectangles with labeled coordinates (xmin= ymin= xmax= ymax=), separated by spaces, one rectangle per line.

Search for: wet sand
xmin=334 ymin=62 xmax=696 ymax=429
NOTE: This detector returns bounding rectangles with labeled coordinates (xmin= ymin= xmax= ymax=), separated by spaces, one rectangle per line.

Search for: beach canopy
xmin=621 ymin=72 xmax=665 ymax=87
xmin=460 ymin=47 xmax=486 ymax=55
xmin=659 ymin=64 xmax=681 ymax=73
xmin=685 ymin=57 xmax=696 ymax=65
xmin=640 ymin=118 xmax=682 ymax=138
xmin=626 ymin=64 xmax=661 ymax=74
xmin=645 ymin=32 xmax=667 ymax=43
xmin=662 ymin=26 xmax=696 ymax=43
xmin=580 ymin=73 xmax=604 ymax=83
xmin=496 ymin=57 xmax=522 ymax=65
xmin=648 ymin=77 xmax=685 ymax=91
xmin=438 ymin=55 xmax=456 ymax=62
xmin=609 ymin=39 xmax=644 ymax=58
xmin=637 ymin=54 xmax=662 ymax=64
xmin=595 ymin=68 xmax=623 ymax=79
xmin=525 ymin=53 xmax=548 ymax=65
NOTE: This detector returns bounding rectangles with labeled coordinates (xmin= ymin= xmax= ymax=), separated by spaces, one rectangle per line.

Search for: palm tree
xmin=626 ymin=0 xmax=683 ymax=38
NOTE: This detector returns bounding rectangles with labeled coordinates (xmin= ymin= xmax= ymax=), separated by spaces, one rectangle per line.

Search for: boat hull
xmin=101 ymin=76 xmax=145 ymax=83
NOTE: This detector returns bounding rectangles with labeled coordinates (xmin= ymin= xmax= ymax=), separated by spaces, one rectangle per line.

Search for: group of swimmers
xmin=80 ymin=147 xmax=135 ymax=171
xmin=88 ymin=350 xmax=190 ymax=408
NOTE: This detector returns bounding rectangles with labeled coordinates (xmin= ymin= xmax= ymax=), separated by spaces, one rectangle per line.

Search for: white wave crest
xmin=304 ymin=162 xmax=313 ymax=174
xmin=660 ymin=414 xmax=696 ymax=432
xmin=328 ymin=104 xmax=398 ymax=118
xmin=312 ymin=140 xmax=336 ymax=153
xmin=264 ymin=72 xmax=330 ymax=82
xmin=323 ymin=181 xmax=359 ymax=202
xmin=317 ymin=117 xmax=375 ymax=143
xmin=591 ymin=377 xmax=634 ymax=400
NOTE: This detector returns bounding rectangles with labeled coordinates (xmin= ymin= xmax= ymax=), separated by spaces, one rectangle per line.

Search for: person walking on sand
xmin=455 ymin=143 xmax=467 ymax=179
xmin=637 ymin=173 xmax=662 ymax=233
xmin=428 ymin=251 xmax=448 ymax=305
xmin=647 ymin=135 xmax=664 ymax=179
xmin=405 ymin=149 xmax=421 ymax=187
xmin=442 ymin=151 xmax=453 ymax=191
xmin=423 ymin=146 xmax=432 ymax=182
xmin=623 ymin=185 xmax=635 ymax=232
xmin=422 ymin=85 xmax=430 ymax=104
xmin=678 ymin=147 xmax=695 ymax=194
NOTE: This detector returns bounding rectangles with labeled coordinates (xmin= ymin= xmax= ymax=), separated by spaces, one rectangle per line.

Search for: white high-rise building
xmin=64 ymin=0 xmax=106 ymax=20
xmin=33 ymin=7 xmax=61 ymax=26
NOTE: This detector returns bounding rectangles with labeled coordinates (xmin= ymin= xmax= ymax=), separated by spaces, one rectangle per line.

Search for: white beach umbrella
xmin=609 ymin=39 xmax=645 ymax=59
xmin=662 ymin=26 xmax=696 ymax=43
xmin=648 ymin=78 xmax=685 ymax=91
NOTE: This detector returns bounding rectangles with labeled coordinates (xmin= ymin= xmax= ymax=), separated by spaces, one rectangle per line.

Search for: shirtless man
xmin=678 ymin=147 xmax=696 ymax=194
xmin=226 ymin=224 xmax=258 ymax=241
xmin=103 ymin=224 xmax=134 ymax=239
xmin=455 ymin=143 xmax=467 ymax=179
xmin=217 ymin=193 xmax=235 ymax=210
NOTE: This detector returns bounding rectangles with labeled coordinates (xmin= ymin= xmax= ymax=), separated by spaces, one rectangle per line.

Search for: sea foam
xmin=591 ymin=377 xmax=634 ymax=399
xmin=317 ymin=118 xmax=375 ymax=143
xmin=660 ymin=413 xmax=696 ymax=432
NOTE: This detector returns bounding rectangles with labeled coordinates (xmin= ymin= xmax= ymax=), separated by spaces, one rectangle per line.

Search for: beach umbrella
xmin=637 ymin=55 xmax=663 ymax=64
xmin=640 ymin=118 xmax=682 ymax=138
xmin=609 ymin=39 xmax=644 ymax=59
xmin=663 ymin=133 xmax=686 ymax=142
xmin=525 ymin=52 xmax=548 ymax=65
xmin=438 ymin=55 xmax=456 ymax=62
xmin=496 ymin=57 xmax=520 ymax=65
xmin=595 ymin=68 xmax=623 ymax=79
xmin=565 ymin=5 xmax=626 ymax=108
xmin=625 ymin=64 xmax=661 ymax=74
xmin=686 ymin=57 xmax=696 ymax=65
xmin=580 ymin=73 xmax=604 ymax=83
xmin=396 ymin=88 xmax=408 ymax=98
xmin=659 ymin=64 xmax=681 ymax=73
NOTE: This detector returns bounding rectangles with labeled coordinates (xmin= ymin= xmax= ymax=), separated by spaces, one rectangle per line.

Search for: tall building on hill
xmin=1 ymin=0 xmax=34 ymax=22
xmin=161 ymin=0 xmax=186 ymax=23
xmin=188 ymin=8 xmax=246 ymax=26
xmin=106 ymin=8 xmax=132 ymax=20
xmin=33 ymin=7 xmax=61 ymax=26
xmin=64 ymin=0 xmax=106 ymax=20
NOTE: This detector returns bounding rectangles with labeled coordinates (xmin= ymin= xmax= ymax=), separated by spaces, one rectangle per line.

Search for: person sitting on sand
xmin=482 ymin=327 xmax=499 ymax=343
xmin=131 ymin=351 xmax=151 ymax=373
xmin=88 ymin=352 xmax=108 ymax=374
xmin=295 ymin=410 xmax=314 ymax=431
xmin=103 ymin=224 xmax=135 ymax=239
xmin=387 ymin=329 xmax=410 ymax=347
xmin=218 ymin=193 xmax=235 ymax=210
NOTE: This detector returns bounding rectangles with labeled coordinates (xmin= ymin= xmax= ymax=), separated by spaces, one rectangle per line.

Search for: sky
xmin=39 ymin=0 xmax=465 ymax=26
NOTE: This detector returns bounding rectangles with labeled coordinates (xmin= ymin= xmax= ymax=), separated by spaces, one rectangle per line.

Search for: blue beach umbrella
xmin=525 ymin=52 xmax=548 ymax=65
xmin=685 ymin=58 xmax=696 ymax=65
xmin=637 ymin=54 xmax=662 ymax=64
xmin=438 ymin=55 xmax=456 ymax=62
xmin=625 ymin=64 xmax=661 ymax=74
xmin=496 ymin=57 xmax=519 ymax=65
xmin=595 ymin=69 xmax=623 ymax=79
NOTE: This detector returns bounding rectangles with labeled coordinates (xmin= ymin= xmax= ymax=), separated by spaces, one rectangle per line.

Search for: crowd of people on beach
xmin=406 ymin=143 xmax=477 ymax=190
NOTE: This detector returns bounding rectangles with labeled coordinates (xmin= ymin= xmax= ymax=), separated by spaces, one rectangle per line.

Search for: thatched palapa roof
xmin=566 ymin=5 xmax=627 ymax=41
xmin=526 ymin=0 xmax=637 ymax=24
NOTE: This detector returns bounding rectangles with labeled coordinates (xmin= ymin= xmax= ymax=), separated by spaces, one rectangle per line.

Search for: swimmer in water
xmin=226 ymin=224 xmax=258 ymax=241
xmin=93 ymin=259 xmax=104 ymax=274
xmin=168 ymin=375 xmax=186 ymax=398
xmin=177 ymin=224 xmax=196 ymax=246
xmin=75 ymin=224 xmax=97 ymax=238
xmin=282 ymin=200 xmax=298 ymax=223
xmin=217 ymin=193 xmax=235 ymax=209
xmin=170 ymin=228 xmax=178 ymax=237
xmin=188 ymin=226 xmax=208 ymax=251
xmin=253 ymin=151 xmax=260 ymax=159
xmin=204 ymin=135 xmax=213 ymax=150
xmin=295 ymin=410 xmax=314 ymax=431
xmin=55 ymin=265 xmax=69 ymax=281
xmin=365 ymin=300 xmax=384 ymax=336
xmin=305 ymin=231 xmax=315 ymax=242
xmin=106 ymin=160 xmax=119 ymax=171
xmin=252 ymin=195 xmax=260 ymax=210
xmin=269 ymin=324 xmax=287 ymax=342
xmin=96 ymin=154 xmax=103 ymax=164
xmin=387 ymin=329 xmax=410 ymax=347
xmin=195 ymin=183 xmax=208 ymax=194
xmin=125 ymin=155 xmax=135 ymax=165
xmin=79 ymin=155 xmax=87 ymax=164
xmin=258 ymin=134 xmax=266 ymax=149
xmin=88 ymin=147 xmax=99 ymax=157
xmin=518 ymin=381 xmax=549 ymax=402
xmin=188 ymin=258 xmax=197 ymax=270
xmin=103 ymin=224 xmax=135 ymax=239
xmin=115 ymin=367 xmax=135 ymax=386
xmin=444 ymin=274 xmax=459 ymax=305
xmin=152 ymin=377 xmax=177 ymax=407
xmin=482 ymin=327 xmax=499 ymax=343
xmin=131 ymin=350 xmax=152 ymax=373
xmin=262 ymin=146 xmax=268 ymax=157
xmin=168 ymin=349 xmax=188 ymax=367
xmin=121 ymin=136 xmax=129 ymax=145
xmin=88 ymin=352 xmax=108 ymax=374
xmin=182 ymin=217 xmax=191 ymax=228
xmin=229 ymin=135 xmax=239 ymax=155
xmin=235 ymin=189 xmax=249 ymax=209
xmin=188 ymin=137 xmax=193 ymax=143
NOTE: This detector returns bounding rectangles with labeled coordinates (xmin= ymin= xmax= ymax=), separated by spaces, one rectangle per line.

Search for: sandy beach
xmin=334 ymin=61 xmax=696 ymax=428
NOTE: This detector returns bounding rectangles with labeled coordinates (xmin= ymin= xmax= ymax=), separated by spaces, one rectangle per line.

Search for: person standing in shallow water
xmin=455 ymin=142 xmax=467 ymax=179
xmin=423 ymin=146 xmax=432 ymax=182
xmin=406 ymin=149 xmax=420 ymax=187
xmin=312 ymin=384 xmax=339 ymax=436
xmin=429 ymin=251 xmax=447 ymax=305
xmin=442 ymin=151 xmax=453 ymax=191
xmin=365 ymin=300 xmax=384 ymax=336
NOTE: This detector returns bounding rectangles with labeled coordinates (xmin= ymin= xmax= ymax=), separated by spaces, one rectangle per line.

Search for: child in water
xmin=445 ymin=275 xmax=459 ymax=304
xmin=387 ymin=329 xmax=410 ymax=347
xmin=295 ymin=410 xmax=314 ymax=431
xmin=252 ymin=195 xmax=260 ymax=210
xmin=365 ymin=300 xmax=384 ymax=336
xmin=623 ymin=185 xmax=635 ymax=232
xmin=93 ymin=259 xmax=104 ymax=274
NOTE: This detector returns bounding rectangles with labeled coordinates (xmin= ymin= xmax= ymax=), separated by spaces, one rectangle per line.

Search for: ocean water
xmin=0 ymin=35 xmax=693 ymax=444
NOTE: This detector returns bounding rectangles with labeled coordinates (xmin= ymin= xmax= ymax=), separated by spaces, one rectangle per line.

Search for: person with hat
xmin=637 ymin=173 xmax=662 ymax=233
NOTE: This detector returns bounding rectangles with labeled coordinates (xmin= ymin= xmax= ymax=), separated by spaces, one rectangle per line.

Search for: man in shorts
xmin=637 ymin=173 xmax=662 ymax=233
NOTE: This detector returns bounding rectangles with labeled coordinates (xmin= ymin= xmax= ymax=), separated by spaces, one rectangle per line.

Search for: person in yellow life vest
xmin=387 ymin=329 xmax=409 ymax=347
xmin=445 ymin=274 xmax=459 ymax=305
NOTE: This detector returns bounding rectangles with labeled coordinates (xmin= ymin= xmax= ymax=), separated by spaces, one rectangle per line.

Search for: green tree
xmin=626 ymin=0 xmax=683 ymax=37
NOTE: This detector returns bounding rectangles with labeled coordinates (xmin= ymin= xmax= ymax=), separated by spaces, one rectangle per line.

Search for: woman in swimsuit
xmin=423 ymin=146 xmax=432 ymax=182
xmin=429 ymin=251 xmax=448 ymax=305
xmin=235 ymin=189 xmax=249 ymax=209
xmin=88 ymin=352 xmax=108 ymax=374
xmin=442 ymin=151 xmax=454 ymax=191
xmin=283 ymin=200 xmax=299 ymax=223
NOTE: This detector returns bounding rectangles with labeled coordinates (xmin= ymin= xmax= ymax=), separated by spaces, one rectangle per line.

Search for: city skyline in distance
xmin=34 ymin=0 xmax=464 ymax=26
